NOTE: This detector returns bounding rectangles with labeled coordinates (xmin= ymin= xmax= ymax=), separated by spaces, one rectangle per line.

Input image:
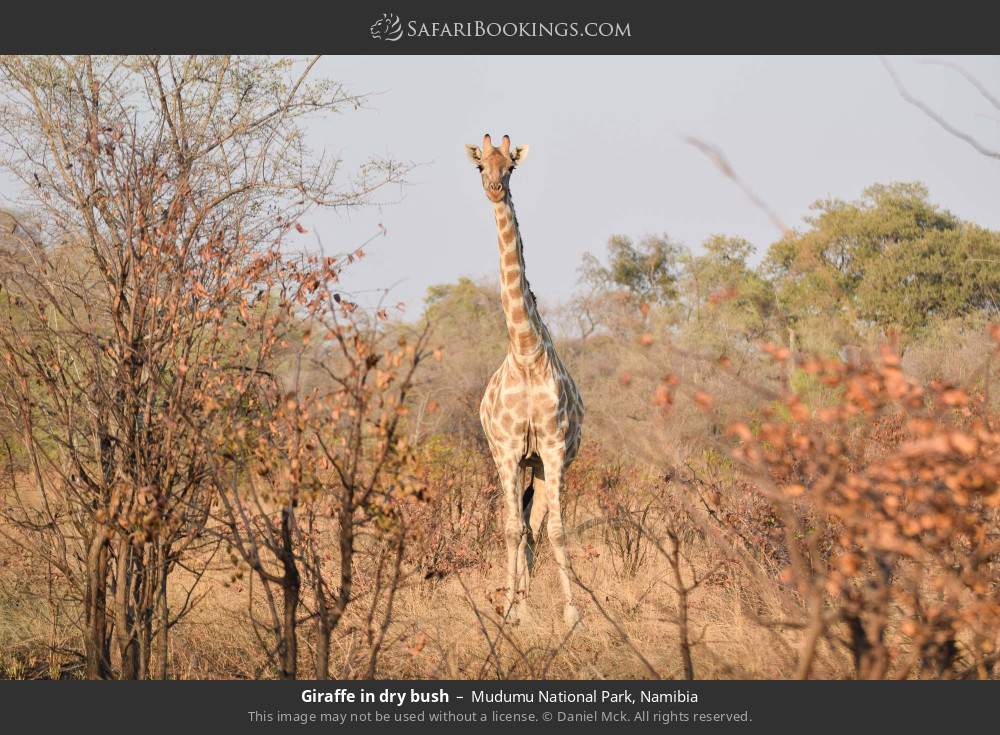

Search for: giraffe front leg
xmin=540 ymin=452 xmax=580 ymax=628
xmin=499 ymin=463 xmax=529 ymax=623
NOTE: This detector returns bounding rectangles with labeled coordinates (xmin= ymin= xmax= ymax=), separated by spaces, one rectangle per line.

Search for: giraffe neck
xmin=492 ymin=195 xmax=546 ymax=365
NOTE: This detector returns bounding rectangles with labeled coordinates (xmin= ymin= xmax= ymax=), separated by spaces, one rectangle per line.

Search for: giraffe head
xmin=465 ymin=133 xmax=529 ymax=203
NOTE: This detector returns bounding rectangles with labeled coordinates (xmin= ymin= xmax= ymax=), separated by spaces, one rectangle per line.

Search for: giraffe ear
xmin=511 ymin=144 xmax=529 ymax=166
xmin=465 ymin=144 xmax=482 ymax=166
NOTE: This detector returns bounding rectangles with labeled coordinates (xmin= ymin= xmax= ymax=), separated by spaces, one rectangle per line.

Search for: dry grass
xmin=0 ymin=448 xmax=843 ymax=680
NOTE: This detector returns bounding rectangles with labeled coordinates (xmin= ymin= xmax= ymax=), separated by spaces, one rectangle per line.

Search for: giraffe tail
xmin=522 ymin=473 xmax=537 ymax=570
xmin=520 ymin=455 xmax=546 ymax=569
xmin=519 ymin=453 xmax=542 ymax=525
xmin=521 ymin=472 xmax=535 ymax=526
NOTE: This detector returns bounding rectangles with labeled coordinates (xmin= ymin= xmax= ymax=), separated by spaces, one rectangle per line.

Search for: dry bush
xmin=562 ymin=303 xmax=1000 ymax=680
xmin=564 ymin=300 xmax=777 ymax=472
xmin=407 ymin=437 xmax=500 ymax=582
xmin=0 ymin=55 xmax=408 ymax=680
xmin=205 ymin=265 xmax=431 ymax=679
xmin=5 ymin=286 xmax=994 ymax=680
xmin=720 ymin=331 xmax=1000 ymax=679
xmin=567 ymin=452 xmax=664 ymax=578
xmin=902 ymin=316 xmax=997 ymax=395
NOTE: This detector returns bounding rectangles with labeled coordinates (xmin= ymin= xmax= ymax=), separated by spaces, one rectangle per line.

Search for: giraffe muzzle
xmin=486 ymin=182 xmax=506 ymax=201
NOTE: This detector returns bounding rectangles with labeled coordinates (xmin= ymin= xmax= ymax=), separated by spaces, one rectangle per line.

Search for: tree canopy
xmin=764 ymin=182 xmax=999 ymax=339
xmin=580 ymin=233 xmax=685 ymax=305
xmin=559 ymin=182 xmax=997 ymax=351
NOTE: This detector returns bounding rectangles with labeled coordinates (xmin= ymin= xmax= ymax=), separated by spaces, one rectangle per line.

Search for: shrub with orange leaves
xmin=728 ymin=334 xmax=1000 ymax=678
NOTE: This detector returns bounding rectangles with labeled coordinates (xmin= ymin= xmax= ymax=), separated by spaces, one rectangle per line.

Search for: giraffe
xmin=464 ymin=133 xmax=584 ymax=627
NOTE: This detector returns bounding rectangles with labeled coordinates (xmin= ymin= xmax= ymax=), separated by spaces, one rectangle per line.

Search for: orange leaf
xmin=948 ymin=431 xmax=978 ymax=457
xmin=652 ymin=383 xmax=673 ymax=408
xmin=727 ymin=422 xmax=752 ymax=441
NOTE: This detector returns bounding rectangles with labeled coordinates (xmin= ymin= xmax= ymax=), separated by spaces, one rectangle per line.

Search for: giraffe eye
xmin=476 ymin=165 xmax=483 ymax=172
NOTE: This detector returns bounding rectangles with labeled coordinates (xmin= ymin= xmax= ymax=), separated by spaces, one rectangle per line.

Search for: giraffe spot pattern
xmin=480 ymin=196 xmax=585 ymax=485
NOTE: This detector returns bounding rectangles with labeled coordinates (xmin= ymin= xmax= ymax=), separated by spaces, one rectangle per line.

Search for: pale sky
xmin=301 ymin=55 xmax=999 ymax=316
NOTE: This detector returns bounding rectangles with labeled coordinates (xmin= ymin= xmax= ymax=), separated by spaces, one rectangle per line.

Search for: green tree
xmin=856 ymin=226 xmax=1000 ymax=333
xmin=419 ymin=277 xmax=506 ymax=442
xmin=425 ymin=276 xmax=505 ymax=337
xmin=764 ymin=182 xmax=997 ymax=343
xmin=580 ymin=233 xmax=684 ymax=305
xmin=682 ymin=235 xmax=775 ymax=341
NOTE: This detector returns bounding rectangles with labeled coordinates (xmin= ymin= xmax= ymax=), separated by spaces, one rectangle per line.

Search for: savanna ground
xmin=0 ymin=56 xmax=998 ymax=680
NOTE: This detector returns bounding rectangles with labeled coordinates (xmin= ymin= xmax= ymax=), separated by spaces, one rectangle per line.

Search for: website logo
xmin=368 ymin=15 xmax=631 ymax=43
xmin=370 ymin=13 xmax=404 ymax=42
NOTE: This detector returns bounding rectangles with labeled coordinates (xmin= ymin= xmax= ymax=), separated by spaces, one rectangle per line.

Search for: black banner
xmin=1 ymin=680 xmax=995 ymax=733
xmin=1 ymin=1 xmax=998 ymax=53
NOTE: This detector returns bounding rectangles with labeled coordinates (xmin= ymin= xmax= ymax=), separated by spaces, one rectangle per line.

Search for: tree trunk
xmin=158 ymin=553 xmax=170 ymax=680
xmin=314 ymin=618 xmax=331 ymax=679
xmin=137 ymin=548 xmax=154 ymax=680
xmin=279 ymin=507 xmax=300 ymax=680
xmin=84 ymin=533 xmax=111 ymax=679
xmin=668 ymin=533 xmax=695 ymax=680
xmin=114 ymin=539 xmax=140 ymax=680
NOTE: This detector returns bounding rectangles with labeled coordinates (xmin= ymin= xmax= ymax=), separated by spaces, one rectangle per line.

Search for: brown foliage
xmin=726 ymin=335 xmax=1000 ymax=678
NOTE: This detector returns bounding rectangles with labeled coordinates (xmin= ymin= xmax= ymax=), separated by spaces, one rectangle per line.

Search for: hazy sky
xmin=299 ymin=55 xmax=999 ymax=316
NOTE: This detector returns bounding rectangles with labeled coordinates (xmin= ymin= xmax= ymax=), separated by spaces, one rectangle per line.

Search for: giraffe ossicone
xmin=465 ymin=133 xmax=585 ymax=628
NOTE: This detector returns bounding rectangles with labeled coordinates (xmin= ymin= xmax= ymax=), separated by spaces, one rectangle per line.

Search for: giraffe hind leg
xmin=521 ymin=455 xmax=548 ymax=570
xmin=539 ymin=452 xmax=580 ymax=628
